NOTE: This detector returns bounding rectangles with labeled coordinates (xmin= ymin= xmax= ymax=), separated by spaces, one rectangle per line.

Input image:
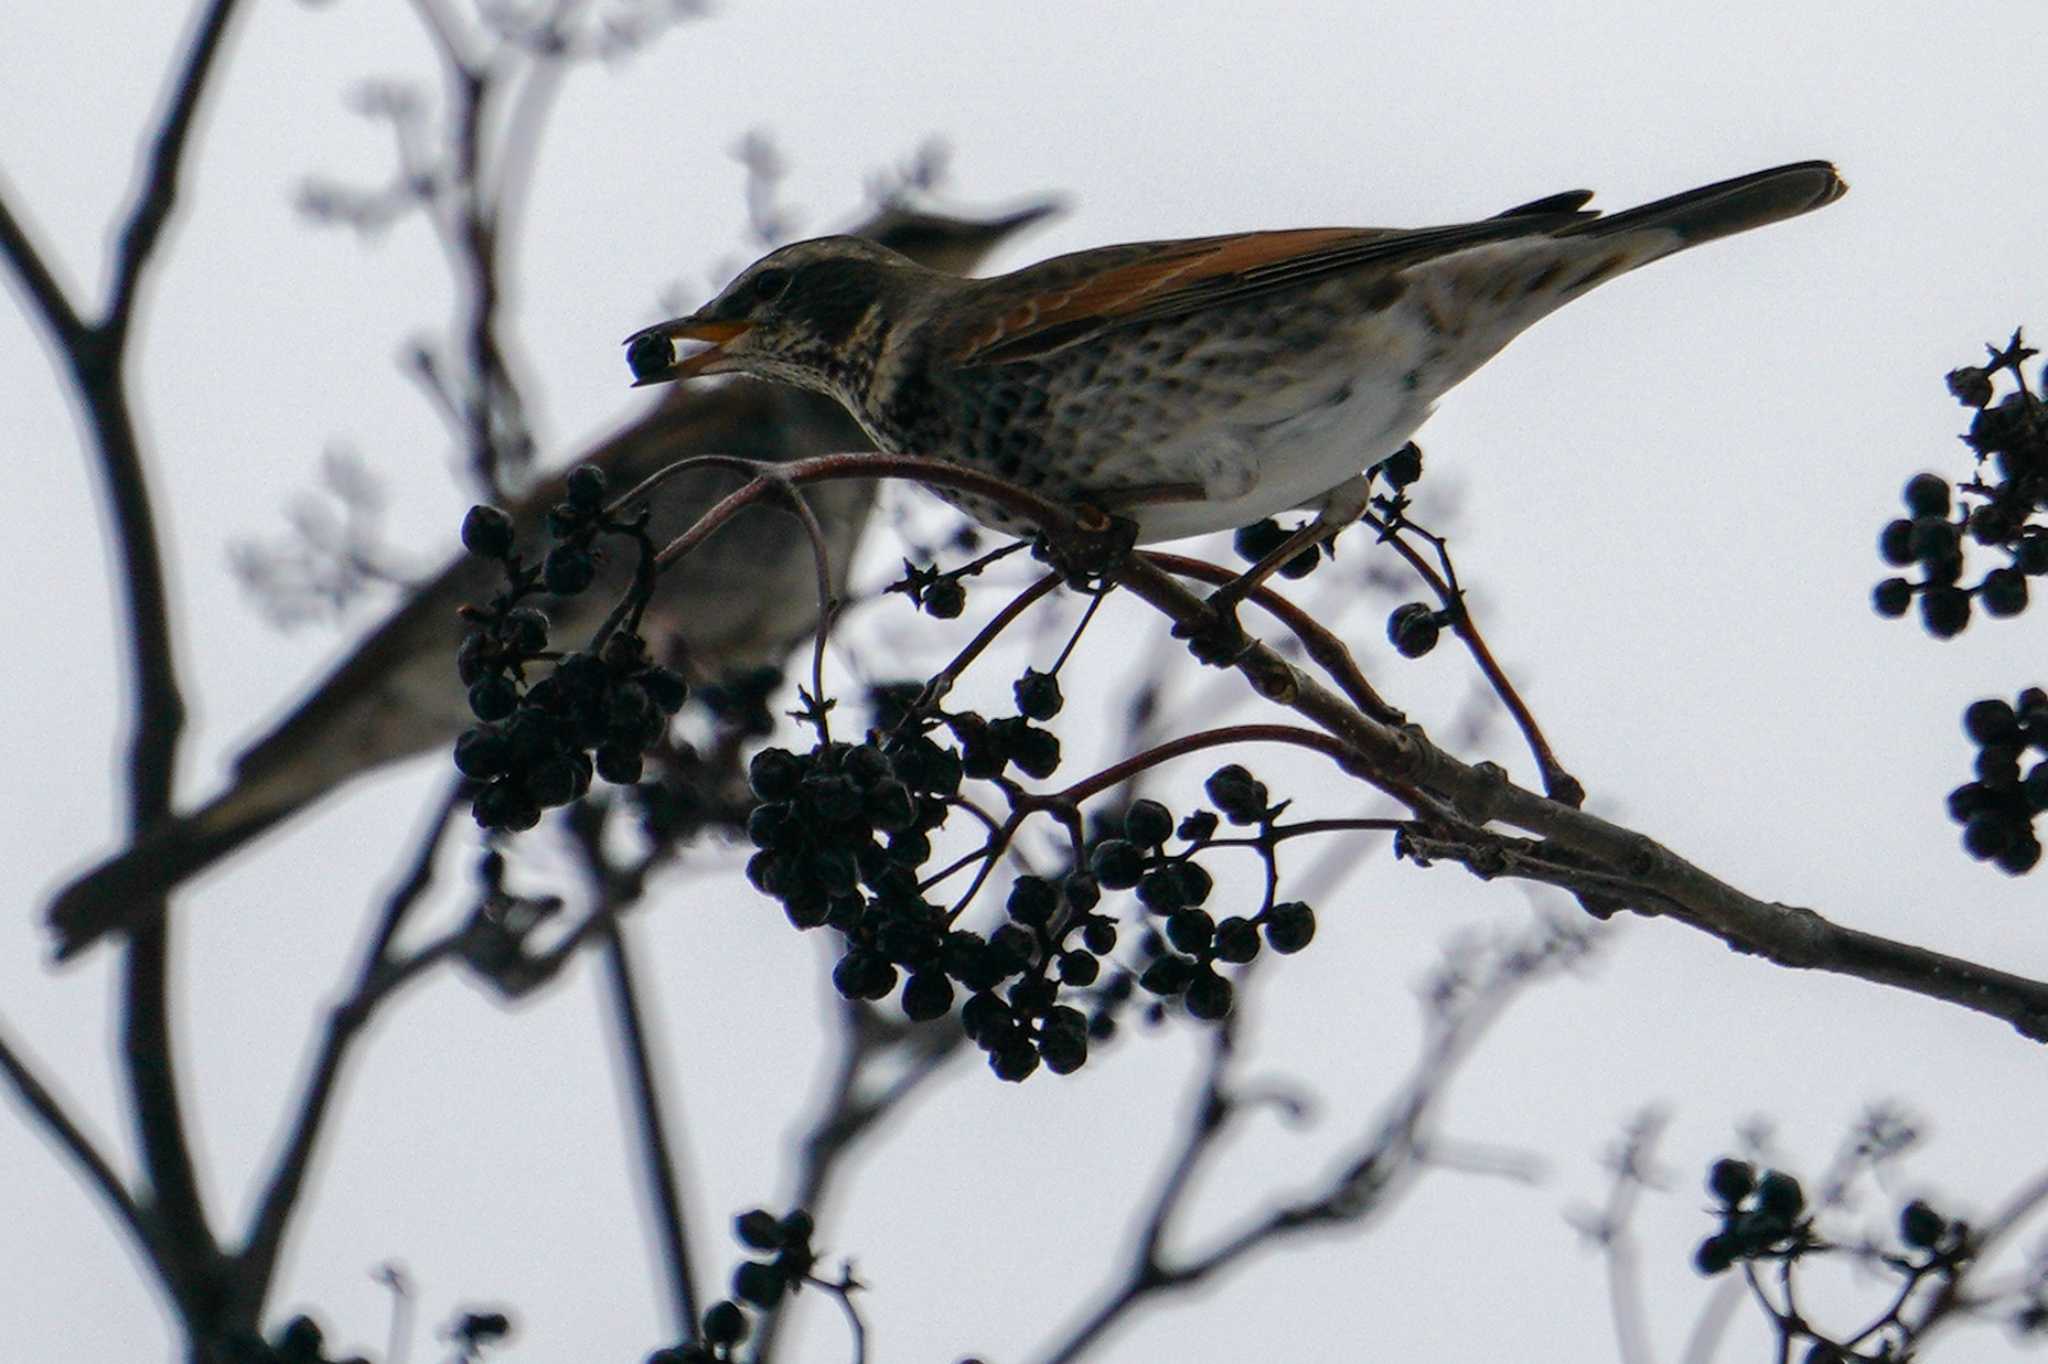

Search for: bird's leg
xmin=1046 ymin=480 xmax=1207 ymax=582
xmin=1186 ymin=473 xmax=1377 ymax=651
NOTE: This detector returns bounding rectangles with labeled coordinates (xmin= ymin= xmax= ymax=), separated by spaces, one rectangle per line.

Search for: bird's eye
xmin=747 ymin=267 xmax=792 ymax=305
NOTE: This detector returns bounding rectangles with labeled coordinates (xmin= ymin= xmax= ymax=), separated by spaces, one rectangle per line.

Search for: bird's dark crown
xmin=702 ymin=237 xmax=924 ymax=340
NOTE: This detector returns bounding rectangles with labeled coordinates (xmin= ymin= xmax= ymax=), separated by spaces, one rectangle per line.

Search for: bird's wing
xmin=955 ymin=209 xmax=1591 ymax=367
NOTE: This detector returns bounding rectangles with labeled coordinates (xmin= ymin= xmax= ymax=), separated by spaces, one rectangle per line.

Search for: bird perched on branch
xmin=48 ymin=199 xmax=1059 ymax=959
xmin=626 ymin=162 xmax=1844 ymax=547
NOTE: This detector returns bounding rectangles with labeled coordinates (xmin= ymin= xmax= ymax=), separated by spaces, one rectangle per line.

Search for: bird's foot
xmin=1040 ymin=504 xmax=1140 ymax=587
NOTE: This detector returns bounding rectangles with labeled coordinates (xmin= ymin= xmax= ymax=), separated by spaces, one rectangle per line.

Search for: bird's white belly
xmin=1129 ymin=375 xmax=1431 ymax=543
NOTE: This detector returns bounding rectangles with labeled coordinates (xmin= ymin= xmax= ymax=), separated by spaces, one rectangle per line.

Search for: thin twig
xmin=0 ymin=1023 xmax=149 ymax=1255
xmin=238 ymin=786 xmax=467 ymax=1295
xmin=597 ymin=917 xmax=702 ymax=1337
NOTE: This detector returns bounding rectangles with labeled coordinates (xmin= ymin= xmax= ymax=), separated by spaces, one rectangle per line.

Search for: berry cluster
xmin=1947 ymin=690 xmax=2048 ymax=874
xmin=1692 ymin=1159 xmax=1811 ymax=1276
xmin=1873 ymin=332 xmax=2048 ymax=637
xmin=1084 ymin=771 xmax=1316 ymax=1028
xmin=454 ymin=465 xmax=690 ymax=831
xmin=651 ymin=1208 xmax=821 ymax=1363
xmin=742 ymin=731 xmax=1103 ymax=1082
xmin=748 ymin=657 xmax=1325 ymax=1080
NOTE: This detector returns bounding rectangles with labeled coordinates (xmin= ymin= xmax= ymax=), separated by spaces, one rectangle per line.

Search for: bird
xmin=47 ymin=198 xmax=1060 ymax=960
xmin=624 ymin=161 xmax=1844 ymax=547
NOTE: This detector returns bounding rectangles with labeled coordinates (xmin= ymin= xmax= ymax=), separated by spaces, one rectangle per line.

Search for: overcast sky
xmin=5 ymin=3 xmax=2048 ymax=1361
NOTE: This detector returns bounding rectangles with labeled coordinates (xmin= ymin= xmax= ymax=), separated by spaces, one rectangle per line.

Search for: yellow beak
xmin=623 ymin=316 xmax=754 ymax=386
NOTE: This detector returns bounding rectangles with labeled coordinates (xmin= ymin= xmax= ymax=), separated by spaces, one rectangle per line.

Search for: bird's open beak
xmin=623 ymin=316 xmax=753 ymax=387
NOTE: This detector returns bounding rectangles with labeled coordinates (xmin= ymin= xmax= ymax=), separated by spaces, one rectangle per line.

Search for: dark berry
xmin=735 ymin=1208 xmax=784 ymax=1251
xmin=1946 ymin=365 xmax=1994 ymax=408
xmin=922 ymin=576 xmax=966 ymax=619
xmin=1920 ymin=585 xmax=1971 ymax=637
xmin=1123 ymin=798 xmax=1174 ymax=848
xmin=543 ymin=545 xmax=597 ymax=596
xmin=901 ymin=971 xmax=954 ymax=1021
xmin=625 ymin=331 xmax=676 ymax=383
xmin=1872 ymin=577 xmax=1913 ymax=617
xmin=732 ymin=1261 xmax=785 ymax=1309
xmin=2025 ymin=763 xmax=2048 ymax=813
xmin=1165 ymin=907 xmax=1214 ymax=955
xmin=1213 ymin=916 xmax=1260 ymax=963
xmin=1205 ymin=764 xmax=1269 ymax=824
xmin=467 ymin=673 xmax=519 ymax=722
xmin=1997 ymin=833 xmax=2043 ymax=876
xmin=1878 ymin=518 xmax=1915 ymax=567
xmin=1056 ymin=950 xmax=1100 ymax=986
xmin=1898 ymin=1199 xmax=1945 ymax=1250
xmin=1708 ymin=1158 xmax=1756 ymax=1205
xmin=1008 ymin=975 xmax=1057 ymax=1015
xmin=1000 ymin=720 xmax=1061 ymax=779
xmin=1978 ymin=745 xmax=2021 ymax=788
xmin=1949 ymin=780 xmax=1994 ymax=824
xmin=863 ymin=779 xmax=919 ymax=833
xmin=1982 ymin=567 xmax=2029 ymax=617
xmin=1694 ymin=1233 xmax=1737 ymax=1276
xmin=453 ymin=727 xmax=511 ymax=780
xmin=1381 ymin=442 xmax=1423 ymax=487
xmin=1276 ymin=541 xmax=1321 ymax=579
xmin=832 ymin=949 xmax=897 ymax=1002
xmin=275 ymin=1315 xmax=323 ymax=1363
xmin=1756 ymin=1170 xmax=1804 ymax=1219
xmin=461 ymin=504 xmax=515 ymax=559
xmin=1965 ymin=698 xmax=2020 ymax=746
xmin=1962 ymin=813 xmax=2010 ymax=860
xmin=1264 ymin=901 xmax=1316 ymax=954
xmin=1063 ymin=874 xmax=1101 ymax=912
xmin=1136 ymin=865 xmax=1188 ymax=912
xmin=1080 ymin=918 xmax=1117 ymax=955
xmin=526 ymin=756 xmax=580 ymax=807
xmin=565 ymin=463 xmax=608 ymax=509
xmin=642 ymin=666 xmax=688 ymax=714
xmin=473 ymin=778 xmax=541 ymax=832
xmin=1903 ymin=473 xmax=1951 ymax=519
xmin=596 ymin=744 xmax=644 ymax=785
xmin=989 ymin=923 xmax=1037 ymax=972
xmin=500 ymin=606 xmax=550 ymax=655
xmin=1039 ymin=1024 xmax=1088 ymax=1075
xmin=1233 ymin=519 xmax=1288 ymax=564
xmin=1090 ymin=839 xmax=1147 ymax=889
xmin=749 ymin=748 xmax=804 ymax=801
xmin=1013 ymin=669 xmax=1063 ymax=720
xmin=989 ymin=1043 xmax=1040 ymax=1082
xmin=1908 ymin=515 xmax=1959 ymax=565
xmin=1388 ymin=602 xmax=1441 ymax=657
xmin=1007 ymin=875 xmax=1059 ymax=927
xmin=1183 ymin=969 xmax=1234 ymax=1020
xmin=1138 ymin=954 xmax=1196 ymax=996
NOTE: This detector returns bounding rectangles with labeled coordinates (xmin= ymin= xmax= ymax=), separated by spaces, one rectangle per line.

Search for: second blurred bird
xmin=48 ymin=198 xmax=1059 ymax=957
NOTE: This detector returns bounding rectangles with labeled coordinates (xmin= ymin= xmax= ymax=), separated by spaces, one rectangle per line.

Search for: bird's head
xmin=624 ymin=200 xmax=1059 ymax=395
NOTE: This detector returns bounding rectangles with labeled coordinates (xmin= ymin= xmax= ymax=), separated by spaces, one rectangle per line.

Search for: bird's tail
xmin=45 ymin=795 xmax=295 ymax=961
xmin=1567 ymin=160 xmax=1847 ymax=250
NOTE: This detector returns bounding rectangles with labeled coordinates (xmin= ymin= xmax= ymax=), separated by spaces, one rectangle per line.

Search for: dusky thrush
xmin=49 ymin=199 xmax=1058 ymax=959
xmin=624 ymin=161 xmax=1844 ymax=543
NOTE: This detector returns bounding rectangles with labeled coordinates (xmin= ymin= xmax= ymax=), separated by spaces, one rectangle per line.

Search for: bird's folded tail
xmin=1567 ymin=160 xmax=1847 ymax=250
xmin=45 ymin=799 xmax=295 ymax=961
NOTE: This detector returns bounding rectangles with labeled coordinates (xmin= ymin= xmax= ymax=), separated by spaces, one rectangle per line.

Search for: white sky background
xmin=3 ymin=2 xmax=2047 ymax=1361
